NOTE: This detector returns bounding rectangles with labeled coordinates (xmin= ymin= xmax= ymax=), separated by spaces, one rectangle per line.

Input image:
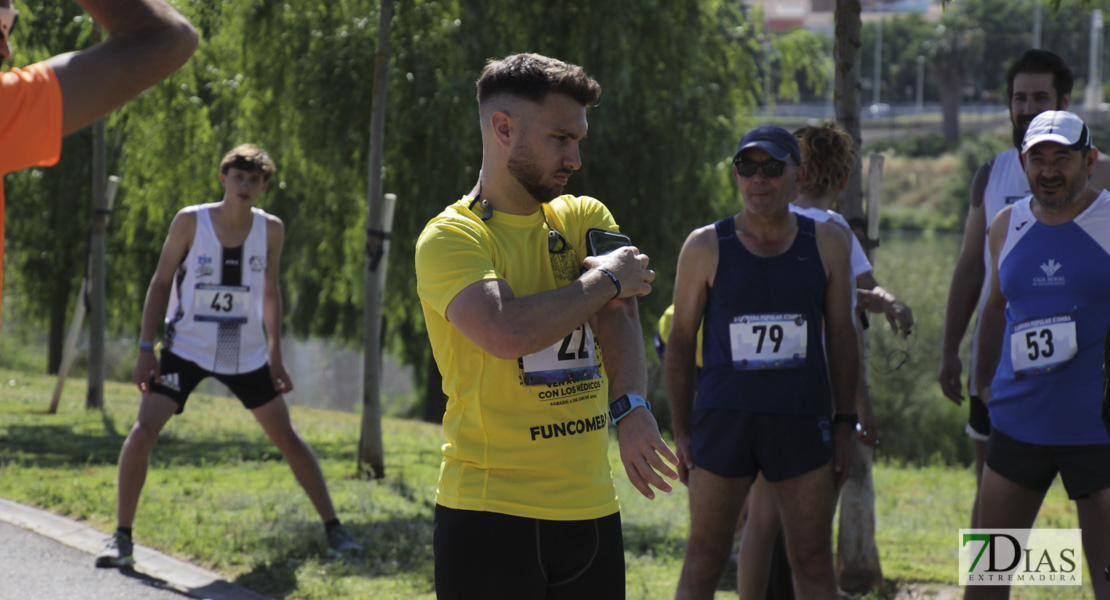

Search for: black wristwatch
xmin=833 ymin=413 xmax=859 ymax=427
xmin=609 ymin=394 xmax=650 ymax=425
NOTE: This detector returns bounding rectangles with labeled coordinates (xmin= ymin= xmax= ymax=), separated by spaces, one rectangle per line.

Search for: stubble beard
xmin=1032 ymin=163 xmax=1088 ymax=213
xmin=508 ymin=145 xmax=563 ymax=204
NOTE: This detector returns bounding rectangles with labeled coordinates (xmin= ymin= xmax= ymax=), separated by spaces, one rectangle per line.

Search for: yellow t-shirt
xmin=657 ymin=304 xmax=703 ymax=368
xmin=416 ymin=194 xmax=621 ymax=520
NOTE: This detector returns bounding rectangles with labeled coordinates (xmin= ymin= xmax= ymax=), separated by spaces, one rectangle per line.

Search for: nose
xmin=563 ymin=141 xmax=581 ymax=172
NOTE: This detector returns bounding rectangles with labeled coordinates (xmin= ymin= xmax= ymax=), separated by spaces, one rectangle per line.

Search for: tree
xmin=923 ymin=11 xmax=984 ymax=150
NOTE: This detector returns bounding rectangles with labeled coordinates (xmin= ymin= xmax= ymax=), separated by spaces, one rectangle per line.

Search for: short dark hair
xmin=1006 ymin=49 xmax=1074 ymax=105
xmin=219 ymin=144 xmax=276 ymax=181
xmin=476 ymin=53 xmax=601 ymax=108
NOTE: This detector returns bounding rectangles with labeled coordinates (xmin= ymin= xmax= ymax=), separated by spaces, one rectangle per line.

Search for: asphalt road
xmin=0 ymin=521 xmax=195 ymax=600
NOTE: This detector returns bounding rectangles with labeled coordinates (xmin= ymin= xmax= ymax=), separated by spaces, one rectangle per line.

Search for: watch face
xmin=610 ymin=396 xmax=631 ymax=418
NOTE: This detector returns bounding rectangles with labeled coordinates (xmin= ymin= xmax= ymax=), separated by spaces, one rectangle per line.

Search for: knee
xmin=268 ymin=425 xmax=307 ymax=454
xmin=684 ymin=536 xmax=732 ymax=581
xmin=786 ymin=538 xmax=833 ymax=580
xmin=126 ymin=419 xmax=164 ymax=451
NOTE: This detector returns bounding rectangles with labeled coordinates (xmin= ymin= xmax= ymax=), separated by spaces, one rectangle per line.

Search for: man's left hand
xmin=832 ymin=422 xmax=857 ymax=490
xmin=616 ymin=407 xmax=679 ymax=500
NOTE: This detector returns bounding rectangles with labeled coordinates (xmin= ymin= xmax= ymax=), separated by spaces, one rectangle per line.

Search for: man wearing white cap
xmin=971 ymin=110 xmax=1110 ymax=599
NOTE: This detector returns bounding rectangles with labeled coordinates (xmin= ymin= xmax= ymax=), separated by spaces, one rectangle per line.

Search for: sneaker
xmin=326 ymin=525 xmax=363 ymax=556
xmin=94 ymin=531 xmax=135 ymax=568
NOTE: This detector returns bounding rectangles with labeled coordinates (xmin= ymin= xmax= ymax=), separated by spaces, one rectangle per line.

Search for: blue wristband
xmin=138 ymin=341 xmax=155 ymax=353
xmin=596 ymin=267 xmax=621 ymax=299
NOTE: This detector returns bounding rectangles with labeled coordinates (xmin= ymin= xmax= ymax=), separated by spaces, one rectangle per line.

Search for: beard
xmin=508 ymin=144 xmax=565 ymax=204
xmin=1012 ymin=115 xmax=1034 ymax=149
xmin=1032 ymin=163 xmax=1088 ymax=212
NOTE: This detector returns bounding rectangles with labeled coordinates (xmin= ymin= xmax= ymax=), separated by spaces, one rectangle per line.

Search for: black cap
xmin=734 ymin=125 xmax=802 ymax=164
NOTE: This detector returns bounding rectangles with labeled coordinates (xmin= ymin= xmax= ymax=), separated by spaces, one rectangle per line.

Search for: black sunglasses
xmin=733 ymin=158 xmax=791 ymax=178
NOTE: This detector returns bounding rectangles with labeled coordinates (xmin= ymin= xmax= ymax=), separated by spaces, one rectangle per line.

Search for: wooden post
xmin=49 ymin=176 xmax=119 ymax=414
xmin=358 ymin=0 xmax=394 ymax=480
xmin=837 ymin=153 xmax=884 ymax=593
xmin=86 ymin=117 xmax=108 ymax=410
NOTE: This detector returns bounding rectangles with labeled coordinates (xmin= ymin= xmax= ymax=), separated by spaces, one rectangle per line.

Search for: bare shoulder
xmin=1090 ymin=150 xmax=1110 ymax=192
xmin=167 ymin=207 xmax=198 ymax=239
xmin=814 ymin=219 xmax=851 ymax=249
xmin=682 ymin=222 xmax=718 ymax=253
xmin=262 ymin=211 xmax=286 ymax=235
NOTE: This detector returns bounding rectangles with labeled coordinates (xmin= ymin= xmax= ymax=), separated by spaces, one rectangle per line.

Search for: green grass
xmin=0 ymin=368 xmax=1098 ymax=599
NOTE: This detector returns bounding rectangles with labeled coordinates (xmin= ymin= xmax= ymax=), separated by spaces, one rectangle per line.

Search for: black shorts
xmin=966 ymin=395 xmax=991 ymax=440
xmin=986 ymin=429 xmax=1110 ymax=500
xmin=149 ymin=350 xmax=279 ymax=414
xmin=433 ymin=506 xmax=624 ymax=600
xmin=691 ymin=409 xmax=833 ymax=482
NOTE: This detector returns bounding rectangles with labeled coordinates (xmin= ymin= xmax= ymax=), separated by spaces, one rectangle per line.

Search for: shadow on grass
xmin=233 ymin=516 xmax=435 ymax=599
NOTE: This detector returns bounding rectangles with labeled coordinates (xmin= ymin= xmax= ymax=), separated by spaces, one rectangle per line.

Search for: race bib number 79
xmin=1010 ymin=313 xmax=1077 ymax=378
xmin=729 ymin=313 xmax=807 ymax=370
xmin=193 ymin=283 xmax=250 ymax=324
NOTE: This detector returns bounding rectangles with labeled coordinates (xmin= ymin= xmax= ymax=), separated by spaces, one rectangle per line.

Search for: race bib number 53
xmin=1010 ymin=313 xmax=1077 ymax=378
xmin=729 ymin=313 xmax=807 ymax=370
xmin=194 ymin=283 xmax=250 ymax=323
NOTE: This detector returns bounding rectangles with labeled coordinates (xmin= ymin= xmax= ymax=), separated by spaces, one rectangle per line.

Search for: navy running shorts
xmin=149 ymin=350 xmax=280 ymax=414
xmin=987 ymin=428 xmax=1110 ymax=500
xmin=691 ymin=409 xmax=833 ymax=482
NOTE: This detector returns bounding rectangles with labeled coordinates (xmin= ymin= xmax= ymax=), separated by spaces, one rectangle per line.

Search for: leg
xmin=676 ymin=468 xmax=752 ymax=600
xmin=1077 ymin=489 xmax=1110 ymax=600
xmin=736 ymin=474 xmax=781 ymax=599
xmin=962 ymin=465 xmax=1047 ymax=600
xmin=772 ymin=461 xmax=838 ymax=600
xmin=251 ymin=397 xmax=337 ymax=522
xmin=971 ymin=438 xmax=987 ymax=528
xmin=117 ymin=393 xmax=179 ymax=528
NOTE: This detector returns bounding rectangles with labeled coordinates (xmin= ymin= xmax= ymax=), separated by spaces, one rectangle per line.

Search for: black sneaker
xmin=326 ymin=525 xmax=363 ymax=557
xmin=95 ymin=531 xmax=135 ymax=568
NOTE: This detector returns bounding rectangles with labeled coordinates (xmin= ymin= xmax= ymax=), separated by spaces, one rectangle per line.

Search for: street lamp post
xmin=915 ymin=55 xmax=925 ymax=114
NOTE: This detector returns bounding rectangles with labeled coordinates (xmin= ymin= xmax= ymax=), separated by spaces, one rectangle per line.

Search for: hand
xmin=674 ymin=433 xmax=695 ymax=486
xmin=856 ymin=395 xmax=879 ymax=447
xmin=832 ymin=422 xmax=856 ymax=490
xmin=270 ymin=361 xmax=294 ymax=393
xmin=937 ymin=354 xmax=965 ymax=405
xmin=885 ymin=299 xmax=914 ymax=337
xmin=132 ymin=351 xmax=161 ymax=393
xmin=616 ymin=407 xmax=679 ymax=499
xmin=582 ymin=246 xmax=655 ymax=299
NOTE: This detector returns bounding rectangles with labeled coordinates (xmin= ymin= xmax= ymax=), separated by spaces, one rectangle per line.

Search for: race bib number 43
xmin=1010 ymin=314 xmax=1077 ymax=378
xmin=521 ymin=324 xmax=601 ymax=385
xmin=194 ymin=283 xmax=250 ymax=323
xmin=729 ymin=313 xmax=807 ymax=370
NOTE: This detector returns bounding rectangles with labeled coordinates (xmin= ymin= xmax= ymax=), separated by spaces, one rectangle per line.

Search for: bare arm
xmin=47 ymin=0 xmax=198 ymax=135
xmin=445 ymin=246 xmax=654 ymax=360
xmin=817 ymin=222 xmax=859 ymax=489
xmin=937 ymin=162 xmax=991 ymax=404
xmin=594 ymin=297 xmax=678 ymax=500
xmin=855 ymin=271 xmax=913 ymax=336
xmin=973 ymin=207 xmax=1013 ymax=404
xmin=263 ymin=216 xmax=291 ymax=393
xmin=664 ymin=225 xmax=716 ymax=485
xmin=132 ymin=210 xmax=194 ymax=392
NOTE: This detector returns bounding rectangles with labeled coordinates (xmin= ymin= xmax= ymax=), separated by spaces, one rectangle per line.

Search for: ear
xmin=1087 ymin=148 xmax=1098 ymax=175
xmin=219 ymin=174 xmax=226 ymax=187
xmin=490 ymin=111 xmax=514 ymax=149
xmin=1019 ymin=152 xmax=1027 ymax=172
xmin=732 ymin=165 xmax=742 ymax=186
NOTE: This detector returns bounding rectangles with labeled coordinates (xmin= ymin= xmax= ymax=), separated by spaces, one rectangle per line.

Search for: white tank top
xmin=164 ymin=204 xmax=269 ymax=374
xmin=969 ymin=148 xmax=1030 ymax=389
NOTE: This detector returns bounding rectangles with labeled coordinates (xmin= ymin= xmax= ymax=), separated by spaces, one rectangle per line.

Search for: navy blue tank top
xmin=696 ymin=215 xmax=831 ymax=415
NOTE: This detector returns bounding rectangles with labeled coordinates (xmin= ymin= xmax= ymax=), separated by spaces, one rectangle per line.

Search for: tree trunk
xmin=838 ymin=443 xmax=882 ymax=593
xmin=937 ymin=73 xmax=963 ymax=151
xmin=46 ymin=276 xmax=73 ymax=374
xmin=834 ymin=0 xmax=864 ymax=230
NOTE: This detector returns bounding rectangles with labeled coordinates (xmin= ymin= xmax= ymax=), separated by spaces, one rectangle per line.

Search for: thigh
xmin=545 ymin=513 xmax=624 ymax=600
xmin=434 ymin=506 xmax=545 ymax=600
xmin=757 ymin=413 xmax=834 ymax=483
xmin=216 ymin=363 xmax=279 ymax=410
xmin=1054 ymin=443 xmax=1110 ymax=500
xmin=148 ymin=350 xmax=206 ymax=413
xmin=1077 ymin=488 xmax=1110 ymax=599
xmin=976 ymin=465 xmax=1047 ymax=530
xmin=686 ymin=466 xmax=752 ymax=556
xmin=985 ymin=429 xmax=1057 ymax=495
xmin=771 ymin=459 xmax=837 ymax=556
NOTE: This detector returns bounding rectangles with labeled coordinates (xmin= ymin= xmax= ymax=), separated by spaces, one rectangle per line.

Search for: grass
xmin=0 ymin=368 xmax=1099 ymax=599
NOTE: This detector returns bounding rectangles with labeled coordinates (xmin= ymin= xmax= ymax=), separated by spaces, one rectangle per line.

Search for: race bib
xmin=729 ymin=313 xmax=807 ymax=370
xmin=193 ymin=283 xmax=250 ymax=324
xmin=1010 ymin=313 xmax=1077 ymax=378
xmin=521 ymin=324 xmax=601 ymax=385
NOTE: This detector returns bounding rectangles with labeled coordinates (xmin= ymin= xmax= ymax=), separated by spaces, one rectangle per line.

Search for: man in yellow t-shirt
xmin=0 ymin=0 xmax=197 ymax=328
xmin=416 ymin=53 xmax=679 ymax=600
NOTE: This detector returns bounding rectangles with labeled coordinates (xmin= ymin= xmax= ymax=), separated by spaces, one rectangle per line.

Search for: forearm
xmin=664 ymin=333 xmax=698 ymax=438
xmin=595 ymin=298 xmax=647 ymax=399
xmin=826 ymin=325 xmax=859 ymax=415
xmin=940 ymin=260 xmax=985 ymax=358
xmin=263 ymin=287 xmax=284 ymax=361
xmin=138 ymin=282 xmax=170 ymax=344
xmin=973 ymin=306 xmax=1005 ymax=396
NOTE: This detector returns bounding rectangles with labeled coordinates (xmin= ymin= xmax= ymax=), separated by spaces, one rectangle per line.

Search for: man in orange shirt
xmin=0 ymin=0 xmax=198 ymax=326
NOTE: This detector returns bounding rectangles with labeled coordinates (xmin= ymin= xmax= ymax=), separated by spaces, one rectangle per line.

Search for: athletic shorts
xmin=433 ymin=506 xmax=624 ymax=600
xmin=986 ymin=429 xmax=1110 ymax=500
xmin=691 ymin=409 xmax=833 ymax=482
xmin=149 ymin=350 xmax=279 ymax=414
xmin=965 ymin=395 xmax=991 ymax=441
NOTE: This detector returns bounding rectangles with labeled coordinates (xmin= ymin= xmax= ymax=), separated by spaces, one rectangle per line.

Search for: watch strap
xmin=609 ymin=394 xmax=650 ymax=425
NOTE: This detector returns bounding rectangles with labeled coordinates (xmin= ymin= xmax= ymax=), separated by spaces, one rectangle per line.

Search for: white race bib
xmin=193 ymin=283 xmax=250 ymax=324
xmin=729 ymin=313 xmax=807 ymax=370
xmin=521 ymin=324 xmax=601 ymax=385
xmin=1010 ymin=313 xmax=1078 ymax=378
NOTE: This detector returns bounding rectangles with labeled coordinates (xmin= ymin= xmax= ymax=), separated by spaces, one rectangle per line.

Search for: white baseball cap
xmin=1021 ymin=110 xmax=1092 ymax=154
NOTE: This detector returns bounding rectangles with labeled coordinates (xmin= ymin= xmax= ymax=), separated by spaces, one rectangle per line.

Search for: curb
xmin=0 ymin=497 xmax=271 ymax=600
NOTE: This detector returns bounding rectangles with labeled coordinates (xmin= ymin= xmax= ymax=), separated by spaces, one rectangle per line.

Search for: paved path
xmin=0 ymin=498 xmax=269 ymax=600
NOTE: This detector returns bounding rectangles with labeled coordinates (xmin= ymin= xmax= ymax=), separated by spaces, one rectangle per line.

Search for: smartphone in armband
xmin=586 ymin=229 xmax=632 ymax=256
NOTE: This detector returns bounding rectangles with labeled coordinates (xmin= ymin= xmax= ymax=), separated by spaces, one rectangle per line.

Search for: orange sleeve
xmin=0 ymin=62 xmax=63 ymax=173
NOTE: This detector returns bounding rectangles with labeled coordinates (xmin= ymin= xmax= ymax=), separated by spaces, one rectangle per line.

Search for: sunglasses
xmin=733 ymin=158 xmax=792 ymax=178
xmin=0 ymin=6 xmax=18 ymax=44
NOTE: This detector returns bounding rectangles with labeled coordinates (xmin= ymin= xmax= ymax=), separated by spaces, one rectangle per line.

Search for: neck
xmin=1032 ymin=187 xmax=1098 ymax=225
xmin=793 ymin=191 xmax=834 ymax=212
xmin=469 ymin=164 xmax=542 ymax=216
